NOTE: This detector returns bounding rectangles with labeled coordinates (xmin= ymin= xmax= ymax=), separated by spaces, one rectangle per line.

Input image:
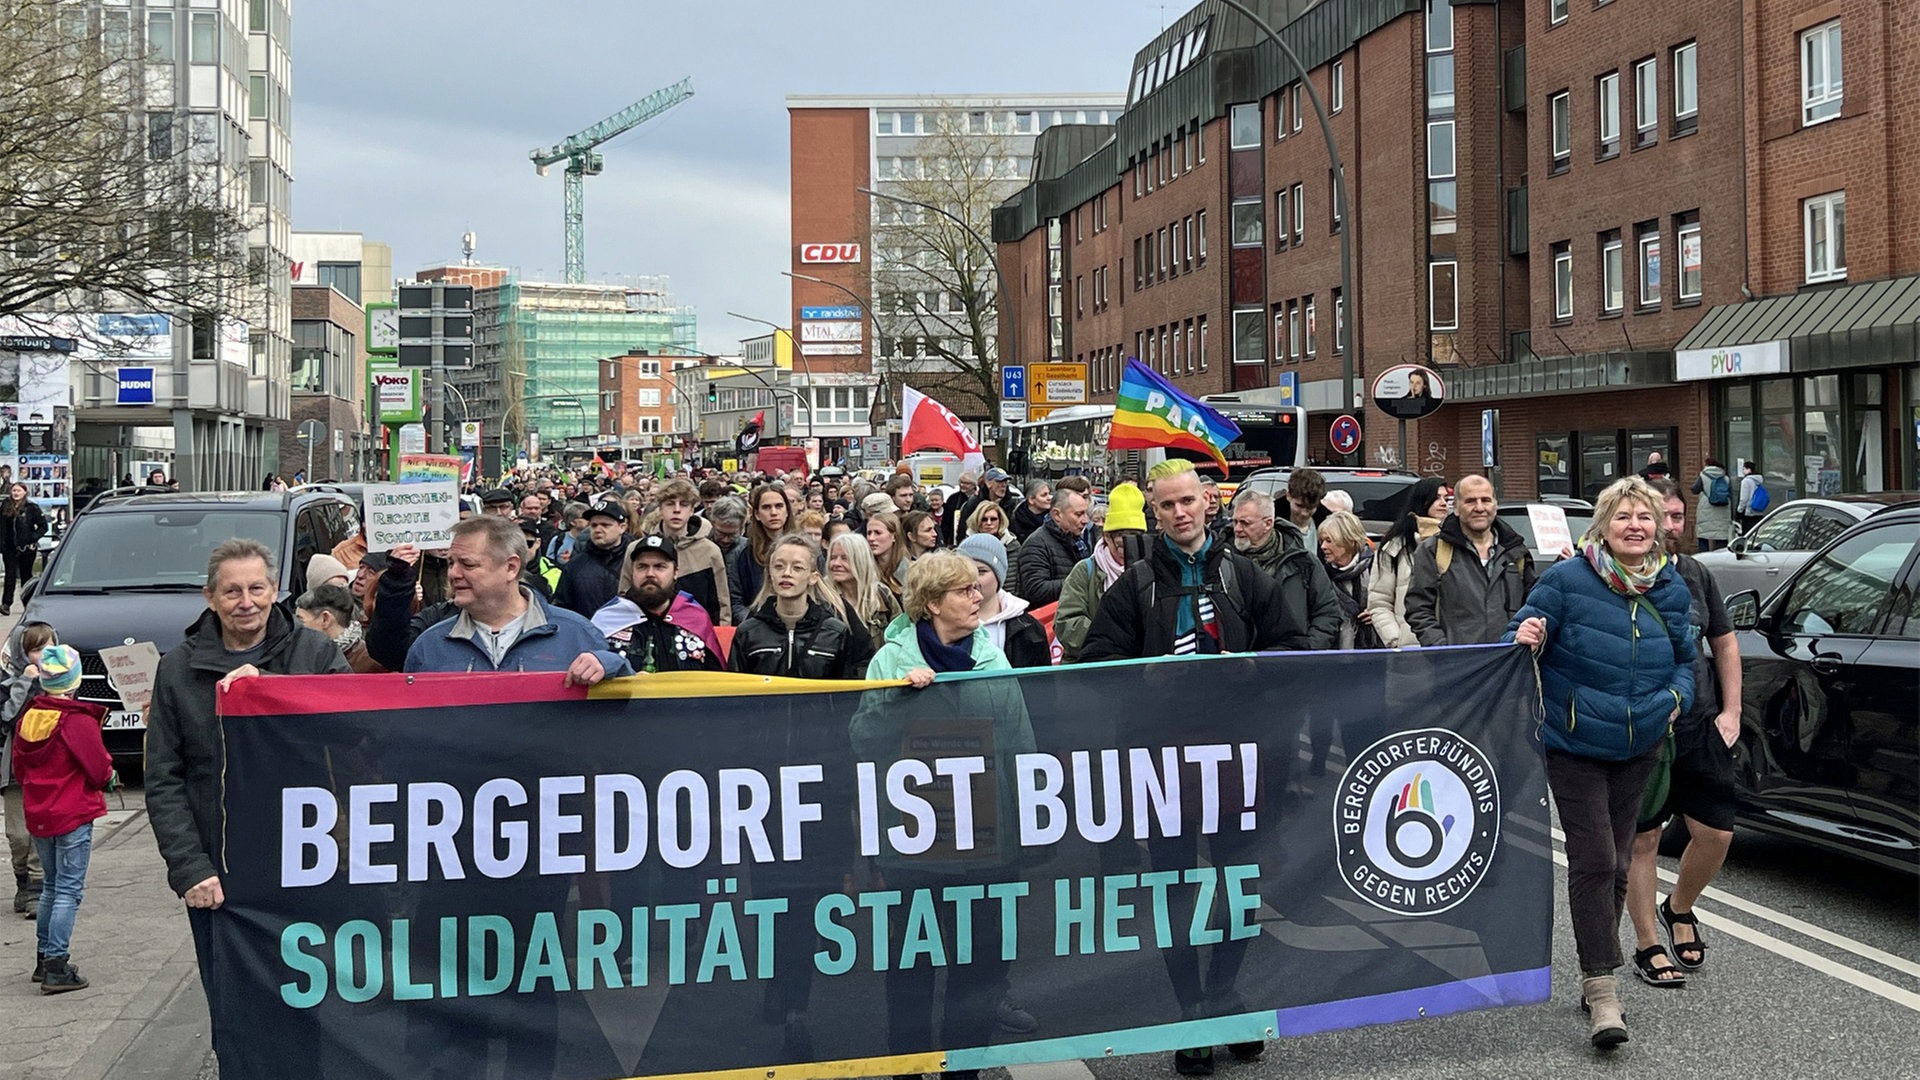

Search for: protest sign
xmin=98 ymin=642 xmax=160 ymax=717
xmin=363 ymin=480 xmax=457 ymax=552
xmin=397 ymin=453 xmax=462 ymax=485
xmin=211 ymin=647 xmax=1551 ymax=1080
xmin=1526 ymin=504 xmax=1573 ymax=558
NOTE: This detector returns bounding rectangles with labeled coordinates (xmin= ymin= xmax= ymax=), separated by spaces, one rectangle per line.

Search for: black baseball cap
xmin=586 ymin=500 xmax=628 ymax=523
xmin=631 ymin=534 xmax=677 ymax=561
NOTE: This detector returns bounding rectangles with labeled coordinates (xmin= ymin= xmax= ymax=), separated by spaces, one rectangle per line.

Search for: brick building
xmin=599 ymin=348 xmax=701 ymax=459
xmin=995 ymin=0 xmax=1919 ymax=497
xmin=279 ymin=284 xmax=369 ymax=482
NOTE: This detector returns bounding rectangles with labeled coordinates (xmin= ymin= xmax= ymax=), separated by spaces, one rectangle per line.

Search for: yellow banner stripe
xmin=587 ymin=671 xmax=906 ymax=699
xmin=639 ymin=1051 xmax=948 ymax=1080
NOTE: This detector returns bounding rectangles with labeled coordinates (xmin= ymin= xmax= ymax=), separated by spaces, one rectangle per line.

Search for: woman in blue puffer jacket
xmin=1508 ymin=476 xmax=1694 ymax=1052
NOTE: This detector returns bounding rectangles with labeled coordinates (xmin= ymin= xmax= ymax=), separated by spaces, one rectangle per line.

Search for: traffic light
xmin=706 ymin=382 xmax=717 ymax=407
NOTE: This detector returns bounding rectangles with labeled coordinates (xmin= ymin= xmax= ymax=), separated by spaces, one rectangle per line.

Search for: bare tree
xmin=0 ymin=0 xmax=252 ymax=335
xmin=871 ymin=108 xmax=1024 ymax=419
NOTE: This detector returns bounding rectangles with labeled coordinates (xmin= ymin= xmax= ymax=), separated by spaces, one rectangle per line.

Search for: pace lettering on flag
xmin=1108 ymin=357 xmax=1243 ymax=472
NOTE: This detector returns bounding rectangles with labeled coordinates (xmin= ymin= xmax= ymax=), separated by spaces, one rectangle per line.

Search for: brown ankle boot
xmin=1581 ymin=975 xmax=1628 ymax=1048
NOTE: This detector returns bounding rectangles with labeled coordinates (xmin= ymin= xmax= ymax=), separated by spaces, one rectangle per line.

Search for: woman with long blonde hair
xmin=828 ymin=531 xmax=901 ymax=647
xmin=864 ymin=511 xmax=908 ymax=591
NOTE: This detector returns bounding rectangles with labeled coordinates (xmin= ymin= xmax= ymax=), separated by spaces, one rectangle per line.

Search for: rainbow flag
xmin=1108 ymin=357 xmax=1242 ymax=471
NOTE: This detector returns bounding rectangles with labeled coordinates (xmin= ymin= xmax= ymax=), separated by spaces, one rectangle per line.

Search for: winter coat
xmin=727 ymin=542 xmax=768 ymax=619
xmin=853 ymin=614 xmax=1034 ymax=873
xmin=1079 ymin=535 xmax=1312 ymax=660
xmin=146 ymin=607 xmax=348 ymax=896
xmin=553 ymin=536 xmax=633 ymax=619
xmin=594 ymin=595 xmax=723 ymax=673
xmin=1011 ymin=501 xmax=1048 ymax=542
xmin=329 ymin=533 xmax=367 ymax=572
xmin=404 ymin=588 xmax=633 ymax=677
xmin=10 ymin=694 xmax=112 ymax=838
xmin=978 ymin=591 xmax=1052 ymax=669
xmin=1504 ymin=556 xmax=1696 ymax=761
xmin=1323 ymin=546 xmax=1380 ymax=650
xmin=1404 ymin=515 xmax=1537 ymax=646
xmin=727 ymin=597 xmax=872 ymax=680
xmin=1235 ymin=522 xmax=1343 ymax=650
xmin=673 ymin=515 xmax=733 ymax=626
xmin=1366 ymin=517 xmax=1441 ymax=648
xmin=0 ymin=628 xmax=41 ymax=789
xmin=1690 ymin=467 xmax=1735 ymax=541
xmin=0 ymin=499 xmax=46 ymax=551
xmin=1014 ymin=517 xmax=1087 ymax=606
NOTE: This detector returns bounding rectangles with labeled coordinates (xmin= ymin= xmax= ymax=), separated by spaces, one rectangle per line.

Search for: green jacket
xmin=851 ymin=615 xmax=1035 ymax=874
xmin=1054 ymin=557 xmax=1104 ymax=663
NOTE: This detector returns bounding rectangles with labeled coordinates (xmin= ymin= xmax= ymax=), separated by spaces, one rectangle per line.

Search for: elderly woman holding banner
xmin=852 ymin=552 xmax=1036 ymax=1078
xmin=1507 ymin=477 xmax=1694 ymax=1051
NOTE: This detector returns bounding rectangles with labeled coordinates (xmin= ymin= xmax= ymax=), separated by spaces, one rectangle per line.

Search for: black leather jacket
xmin=727 ymin=597 xmax=873 ymax=680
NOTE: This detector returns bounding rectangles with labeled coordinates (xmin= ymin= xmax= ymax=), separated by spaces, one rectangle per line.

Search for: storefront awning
xmin=1674 ymin=274 xmax=1920 ymax=371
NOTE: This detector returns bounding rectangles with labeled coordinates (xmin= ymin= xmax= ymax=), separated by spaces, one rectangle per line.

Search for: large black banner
xmin=211 ymin=645 xmax=1552 ymax=1080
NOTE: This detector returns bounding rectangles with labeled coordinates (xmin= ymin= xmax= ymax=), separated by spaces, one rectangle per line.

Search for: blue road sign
xmin=1482 ymin=409 xmax=1499 ymax=468
xmin=1275 ymin=371 xmax=1297 ymax=407
xmin=1002 ymin=365 xmax=1026 ymax=399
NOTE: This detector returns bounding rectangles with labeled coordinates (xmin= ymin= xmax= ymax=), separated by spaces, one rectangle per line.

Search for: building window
xmin=1133 ymin=238 xmax=1144 ymax=290
xmin=189 ymin=11 xmax=217 ymax=62
xmin=1276 ymin=92 xmax=1288 ymax=140
xmin=1273 ymin=190 xmax=1288 ymax=250
xmin=1230 ymin=103 xmax=1261 ymax=148
xmin=1288 ymin=300 xmax=1303 ymax=359
xmin=248 ymin=74 xmax=268 ymax=120
xmin=1305 ymin=297 xmax=1318 ymax=355
xmin=1234 ymin=309 xmax=1265 ymax=365
xmin=1429 ymin=263 xmax=1458 ymax=331
xmin=1601 ymin=232 xmax=1624 ymax=314
xmin=1801 ymin=21 xmax=1842 ymax=126
xmin=1553 ymin=242 xmax=1573 ymax=321
xmin=1426 ymin=0 xmax=1453 ymax=52
xmin=248 ymin=160 xmax=267 ymax=205
xmin=147 ymin=111 xmax=172 ymax=161
xmin=1677 ymin=217 xmax=1702 ymax=300
xmin=1637 ymin=225 xmax=1661 ymax=307
xmin=1804 ymin=191 xmax=1846 ymax=282
xmin=1330 ymin=169 xmax=1343 ymax=232
xmin=1672 ymin=42 xmax=1698 ymax=133
xmin=147 ymin=10 xmax=174 ymax=62
xmin=1196 ymin=209 xmax=1208 ymax=263
xmin=1428 ymin=120 xmax=1456 ymax=179
xmin=1291 ymin=84 xmax=1303 ymax=132
xmin=1597 ymin=72 xmax=1620 ymax=156
xmin=1428 ymin=54 xmax=1455 ymax=112
xmin=1172 ymin=325 xmax=1184 ymax=373
xmin=1290 ymin=183 xmax=1303 ymax=240
xmin=1550 ymin=91 xmax=1571 ymax=170
xmin=1332 ymin=288 xmax=1346 ymax=353
xmin=1231 ymin=199 xmax=1263 ymax=247
xmin=639 ymin=388 xmax=662 ymax=407
xmin=1158 ymin=227 xmax=1169 ymax=279
xmin=1331 ymin=60 xmax=1345 ymax=112
xmin=1550 ymin=0 xmax=1568 ymax=25
xmin=1197 ymin=315 xmax=1209 ymax=370
xmin=1182 ymin=215 xmax=1194 ymax=268
xmin=1272 ymin=307 xmax=1286 ymax=362
xmin=1633 ymin=58 xmax=1658 ymax=146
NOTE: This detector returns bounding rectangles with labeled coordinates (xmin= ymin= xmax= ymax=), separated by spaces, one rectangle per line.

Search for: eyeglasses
xmin=946 ymin=583 xmax=983 ymax=597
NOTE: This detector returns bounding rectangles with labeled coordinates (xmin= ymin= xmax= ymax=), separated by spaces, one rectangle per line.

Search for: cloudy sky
xmin=293 ymin=1 xmax=1169 ymax=353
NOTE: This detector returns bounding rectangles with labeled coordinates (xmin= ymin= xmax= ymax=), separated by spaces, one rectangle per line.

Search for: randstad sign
xmin=1675 ymin=340 xmax=1787 ymax=381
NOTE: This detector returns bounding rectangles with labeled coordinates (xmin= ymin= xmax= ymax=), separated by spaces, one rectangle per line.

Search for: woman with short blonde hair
xmin=900 ymin=550 xmax=978 ymax=621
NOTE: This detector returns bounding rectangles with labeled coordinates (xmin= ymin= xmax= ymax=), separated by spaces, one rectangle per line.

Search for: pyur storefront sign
xmin=798 ymin=243 xmax=862 ymax=264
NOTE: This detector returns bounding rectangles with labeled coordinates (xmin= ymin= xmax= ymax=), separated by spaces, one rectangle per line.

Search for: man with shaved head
xmin=1404 ymin=474 xmax=1536 ymax=645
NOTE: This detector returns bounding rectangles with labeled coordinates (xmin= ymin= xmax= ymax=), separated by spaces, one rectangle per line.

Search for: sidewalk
xmin=0 ymin=800 xmax=214 ymax=1080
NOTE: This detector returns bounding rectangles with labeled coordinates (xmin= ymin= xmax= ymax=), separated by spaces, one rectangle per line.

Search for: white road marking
xmin=1546 ymin=847 xmax=1920 ymax=1012
xmin=1007 ymin=1060 xmax=1098 ymax=1080
xmin=1547 ymin=825 xmax=1920 ymax=982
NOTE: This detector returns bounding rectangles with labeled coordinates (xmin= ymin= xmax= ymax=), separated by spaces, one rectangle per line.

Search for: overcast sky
xmin=293 ymin=1 xmax=1169 ymax=353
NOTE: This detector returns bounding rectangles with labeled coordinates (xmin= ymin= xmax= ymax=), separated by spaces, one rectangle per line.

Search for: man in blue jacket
xmin=405 ymin=514 xmax=631 ymax=682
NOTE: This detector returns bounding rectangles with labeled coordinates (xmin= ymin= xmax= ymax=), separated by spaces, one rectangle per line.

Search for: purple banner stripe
xmin=1274 ymin=967 xmax=1552 ymax=1037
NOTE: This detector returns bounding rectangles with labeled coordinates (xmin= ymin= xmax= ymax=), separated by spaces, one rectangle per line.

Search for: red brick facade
xmin=599 ymin=349 xmax=696 ymax=445
xmin=787 ymin=107 xmax=874 ymax=379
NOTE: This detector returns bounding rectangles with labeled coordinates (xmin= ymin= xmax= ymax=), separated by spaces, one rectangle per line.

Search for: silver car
xmin=1696 ymin=493 xmax=1919 ymax=602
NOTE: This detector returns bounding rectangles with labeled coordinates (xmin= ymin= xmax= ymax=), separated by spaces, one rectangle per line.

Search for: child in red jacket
xmin=9 ymin=645 xmax=113 ymax=992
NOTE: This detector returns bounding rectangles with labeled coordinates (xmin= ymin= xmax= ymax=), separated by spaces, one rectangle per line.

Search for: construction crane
xmin=530 ymin=76 xmax=694 ymax=284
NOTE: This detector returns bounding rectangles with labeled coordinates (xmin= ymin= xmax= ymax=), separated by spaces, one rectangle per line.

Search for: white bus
xmin=1005 ymin=391 xmax=1306 ymax=492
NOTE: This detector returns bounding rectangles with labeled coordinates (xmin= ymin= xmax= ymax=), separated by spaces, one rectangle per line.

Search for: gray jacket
xmin=145 ymin=607 xmax=348 ymax=896
xmin=1404 ymin=515 xmax=1537 ymax=646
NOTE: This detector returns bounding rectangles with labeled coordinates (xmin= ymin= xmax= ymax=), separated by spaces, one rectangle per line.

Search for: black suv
xmin=1722 ymin=505 xmax=1919 ymax=874
xmin=18 ymin=488 xmax=360 ymax=773
xmin=1231 ymin=467 xmax=1422 ymax=538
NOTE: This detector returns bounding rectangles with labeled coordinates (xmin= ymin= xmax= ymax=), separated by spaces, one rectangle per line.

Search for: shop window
xmin=1538 ymin=433 xmax=1573 ymax=498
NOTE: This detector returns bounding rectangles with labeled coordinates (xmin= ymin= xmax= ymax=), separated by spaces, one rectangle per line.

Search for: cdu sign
xmin=116 ymin=366 xmax=156 ymax=405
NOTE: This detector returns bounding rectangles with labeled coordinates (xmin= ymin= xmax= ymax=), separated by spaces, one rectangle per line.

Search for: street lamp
xmin=855 ymin=185 xmax=1016 ymax=372
xmin=726 ymin=311 xmax=815 ymax=439
xmin=1216 ymin=0 xmax=1357 ymax=442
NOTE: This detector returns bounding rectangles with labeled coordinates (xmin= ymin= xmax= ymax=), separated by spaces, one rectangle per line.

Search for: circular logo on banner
xmin=1334 ymin=728 xmax=1501 ymax=916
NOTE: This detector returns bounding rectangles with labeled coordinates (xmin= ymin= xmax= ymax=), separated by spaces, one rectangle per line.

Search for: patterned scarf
xmin=1582 ymin=541 xmax=1667 ymax=596
xmin=1092 ymin=541 xmax=1127 ymax=589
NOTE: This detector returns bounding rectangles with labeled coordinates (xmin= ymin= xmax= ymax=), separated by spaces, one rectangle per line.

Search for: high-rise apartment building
xmin=787 ymin=93 xmax=1126 ymax=460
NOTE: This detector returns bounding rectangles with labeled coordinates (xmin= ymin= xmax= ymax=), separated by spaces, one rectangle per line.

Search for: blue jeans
xmin=33 ymin=823 xmax=93 ymax=959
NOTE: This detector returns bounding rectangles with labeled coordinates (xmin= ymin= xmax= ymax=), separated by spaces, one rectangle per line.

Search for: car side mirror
xmin=1727 ymin=536 xmax=1745 ymax=555
xmin=20 ymin=579 xmax=35 ymax=605
xmin=1725 ymin=589 xmax=1761 ymax=631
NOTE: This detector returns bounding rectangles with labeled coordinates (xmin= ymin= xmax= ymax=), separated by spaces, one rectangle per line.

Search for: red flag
xmin=750 ymin=410 xmax=766 ymax=430
xmin=900 ymin=385 xmax=985 ymax=471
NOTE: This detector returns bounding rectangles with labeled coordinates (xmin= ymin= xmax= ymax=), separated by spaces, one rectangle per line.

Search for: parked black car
xmin=1231 ymin=467 xmax=1421 ymax=538
xmin=1722 ymin=505 xmax=1919 ymax=874
xmin=16 ymin=488 xmax=360 ymax=773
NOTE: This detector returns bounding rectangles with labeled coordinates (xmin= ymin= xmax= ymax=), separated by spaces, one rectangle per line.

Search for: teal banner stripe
xmin=945 ymin=1012 xmax=1275 ymax=1070
xmin=930 ymin=650 xmax=1247 ymax=684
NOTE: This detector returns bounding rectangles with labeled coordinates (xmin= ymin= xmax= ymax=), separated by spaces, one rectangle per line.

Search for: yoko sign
xmin=798 ymin=243 xmax=862 ymax=264
xmin=373 ymin=368 xmax=422 ymax=423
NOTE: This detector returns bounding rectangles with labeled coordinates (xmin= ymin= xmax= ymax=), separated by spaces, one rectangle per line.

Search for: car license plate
xmin=102 ymin=710 xmax=145 ymax=731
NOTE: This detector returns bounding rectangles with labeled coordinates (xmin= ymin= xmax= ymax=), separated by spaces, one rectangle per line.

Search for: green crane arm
xmin=529 ymin=76 xmax=695 ymax=168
